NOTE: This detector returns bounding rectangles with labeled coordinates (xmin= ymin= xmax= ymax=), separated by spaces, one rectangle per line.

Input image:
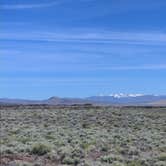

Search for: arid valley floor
xmin=0 ymin=106 xmax=166 ymax=166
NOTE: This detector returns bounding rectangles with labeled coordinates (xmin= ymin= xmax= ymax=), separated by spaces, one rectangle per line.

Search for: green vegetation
xmin=30 ymin=142 xmax=51 ymax=155
xmin=158 ymin=153 xmax=166 ymax=161
xmin=101 ymin=155 xmax=114 ymax=163
xmin=0 ymin=106 xmax=166 ymax=165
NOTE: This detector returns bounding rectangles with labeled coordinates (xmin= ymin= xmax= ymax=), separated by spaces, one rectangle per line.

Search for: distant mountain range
xmin=0 ymin=94 xmax=166 ymax=106
xmin=86 ymin=94 xmax=166 ymax=106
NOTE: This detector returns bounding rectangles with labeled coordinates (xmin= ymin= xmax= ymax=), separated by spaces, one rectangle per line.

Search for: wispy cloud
xmin=0 ymin=1 xmax=61 ymax=10
xmin=0 ymin=77 xmax=115 ymax=87
xmin=1 ymin=30 xmax=166 ymax=45
xmin=0 ymin=0 xmax=95 ymax=10
xmin=109 ymin=0 xmax=166 ymax=14
xmin=1 ymin=63 xmax=166 ymax=72
xmin=95 ymin=64 xmax=166 ymax=71
xmin=0 ymin=49 xmax=21 ymax=55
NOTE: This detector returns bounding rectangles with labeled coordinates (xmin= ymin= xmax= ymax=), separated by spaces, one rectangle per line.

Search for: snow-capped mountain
xmin=86 ymin=94 xmax=166 ymax=105
xmin=108 ymin=93 xmax=145 ymax=98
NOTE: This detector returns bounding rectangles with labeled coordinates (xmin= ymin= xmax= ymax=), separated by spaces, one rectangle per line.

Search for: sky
xmin=0 ymin=0 xmax=166 ymax=99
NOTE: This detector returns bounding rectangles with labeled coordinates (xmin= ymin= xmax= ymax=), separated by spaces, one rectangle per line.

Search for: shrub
xmin=126 ymin=160 xmax=142 ymax=166
xmin=112 ymin=161 xmax=125 ymax=166
xmin=101 ymin=155 xmax=113 ymax=163
xmin=62 ymin=156 xmax=80 ymax=165
xmin=158 ymin=153 xmax=166 ymax=161
xmin=30 ymin=143 xmax=51 ymax=155
xmin=155 ymin=161 xmax=166 ymax=166
xmin=100 ymin=145 xmax=109 ymax=152
xmin=62 ymin=156 xmax=75 ymax=165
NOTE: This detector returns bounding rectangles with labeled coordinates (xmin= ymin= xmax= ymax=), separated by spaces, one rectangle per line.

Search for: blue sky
xmin=0 ymin=0 xmax=166 ymax=99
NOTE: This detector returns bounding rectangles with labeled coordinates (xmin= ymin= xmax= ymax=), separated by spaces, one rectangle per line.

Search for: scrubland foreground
xmin=0 ymin=106 xmax=166 ymax=166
